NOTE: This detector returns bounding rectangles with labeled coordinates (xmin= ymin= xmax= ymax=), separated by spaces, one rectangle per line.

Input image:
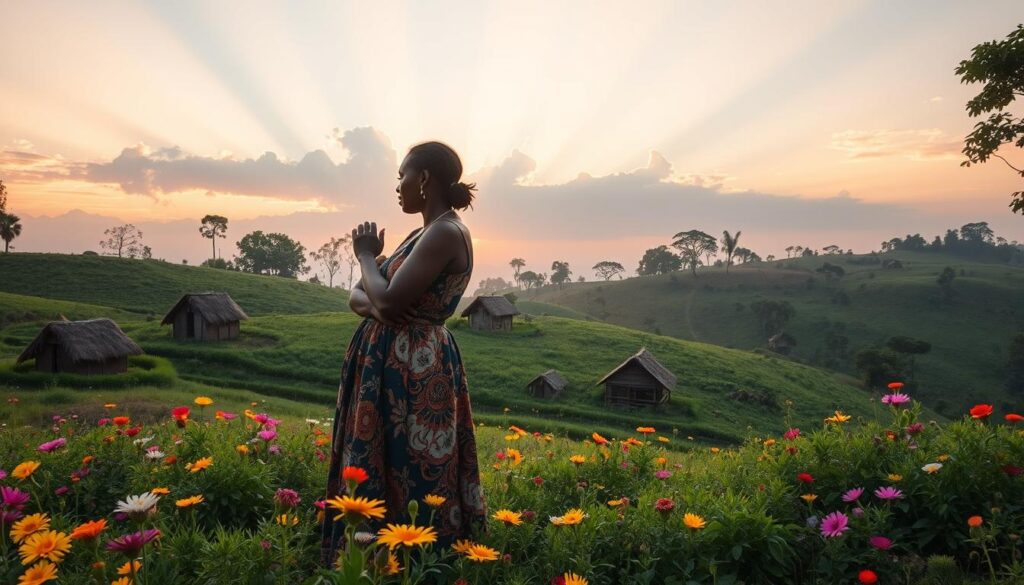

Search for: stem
xmin=402 ymin=546 xmax=412 ymax=585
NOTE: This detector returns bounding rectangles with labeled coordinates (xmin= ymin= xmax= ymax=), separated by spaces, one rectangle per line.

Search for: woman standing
xmin=321 ymin=141 xmax=487 ymax=566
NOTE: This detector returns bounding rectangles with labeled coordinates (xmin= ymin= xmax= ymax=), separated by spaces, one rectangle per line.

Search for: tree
xmin=885 ymin=336 xmax=932 ymax=380
xmin=822 ymin=244 xmax=841 ymax=255
xmin=959 ymin=221 xmax=994 ymax=245
xmin=637 ymin=246 xmax=682 ymax=276
xmin=854 ymin=348 xmax=906 ymax=390
xmin=198 ymin=215 xmax=229 ymax=261
xmin=593 ymin=260 xmax=625 ymax=281
xmin=749 ymin=300 xmax=796 ymax=337
xmin=338 ymin=234 xmax=358 ymax=290
xmin=785 ymin=246 xmax=794 ymax=258
xmin=766 ymin=254 xmax=776 ymax=262
xmin=509 ymin=258 xmax=526 ymax=289
xmin=671 ymin=230 xmax=717 ymax=276
xmin=721 ymin=230 xmax=741 ymax=273
xmin=550 ymin=261 xmax=572 ymax=288
xmin=474 ymin=277 xmax=513 ymax=296
xmin=100 ymin=224 xmax=145 ymax=258
xmin=956 ymin=24 xmax=1024 ymax=213
xmin=1007 ymin=333 xmax=1024 ymax=395
xmin=234 ymin=231 xmax=308 ymax=277
xmin=310 ymin=237 xmax=346 ymax=287
xmin=0 ymin=212 xmax=21 ymax=253
xmin=937 ymin=266 xmax=957 ymax=301
xmin=518 ymin=270 xmax=541 ymax=290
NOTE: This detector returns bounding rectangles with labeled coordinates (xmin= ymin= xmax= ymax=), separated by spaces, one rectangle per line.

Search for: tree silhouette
xmin=637 ymin=246 xmax=682 ymax=276
xmin=199 ymin=215 xmax=229 ymax=261
xmin=550 ymin=261 xmax=572 ymax=288
xmin=100 ymin=224 xmax=144 ymax=258
xmin=310 ymin=237 xmax=346 ymax=287
xmin=593 ymin=260 xmax=625 ymax=281
xmin=0 ymin=212 xmax=21 ymax=253
xmin=671 ymin=230 xmax=717 ymax=276
xmin=235 ymin=231 xmax=308 ymax=277
xmin=509 ymin=258 xmax=526 ymax=289
xmin=721 ymin=230 xmax=741 ymax=273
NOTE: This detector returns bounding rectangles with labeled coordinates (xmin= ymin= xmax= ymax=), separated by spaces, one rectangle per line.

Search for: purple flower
xmin=274 ymin=488 xmax=301 ymax=510
xmin=881 ymin=392 xmax=910 ymax=406
xmin=841 ymin=487 xmax=864 ymax=503
xmin=905 ymin=422 xmax=924 ymax=435
xmin=1 ymin=486 xmax=31 ymax=509
xmin=0 ymin=470 xmax=7 ymax=480
xmin=820 ymin=511 xmax=850 ymax=538
xmin=37 ymin=437 xmax=67 ymax=453
xmin=268 ymin=444 xmax=282 ymax=455
xmin=852 ymin=507 xmax=864 ymax=517
xmin=106 ymin=528 xmax=161 ymax=556
xmin=654 ymin=470 xmax=672 ymax=480
xmin=257 ymin=429 xmax=277 ymax=442
xmin=874 ymin=486 xmax=904 ymax=500
xmin=54 ymin=486 xmax=70 ymax=497
xmin=869 ymin=535 xmax=893 ymax=550
xmin=0 ymin=510 xmax=24 ymax=523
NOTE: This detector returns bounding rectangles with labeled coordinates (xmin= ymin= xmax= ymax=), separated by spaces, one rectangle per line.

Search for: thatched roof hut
xmin=527 ymin=369 xmax=568 ymax=399
xmin=596 ymin=348 xmax=677 ymax=409
xmin=17 ymin=318 xmax=142 ymax=375
xmin=161 ymin=292 xmax=248 ymax=341
xmin=460 ymin=296 xmax=520 ymax=331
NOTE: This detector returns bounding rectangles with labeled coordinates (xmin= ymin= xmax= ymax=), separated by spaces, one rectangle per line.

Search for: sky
xmin=1 ymin=0 xmax=1022 ymax=287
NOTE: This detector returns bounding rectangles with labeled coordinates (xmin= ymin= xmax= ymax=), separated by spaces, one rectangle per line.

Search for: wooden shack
xmin=460 ymin=296 xmax=519 ymax=331
xmin=161 ymin=292 xmax=248 ymax=341
xmin=527 ymin=369 xmax=568 ymax=399
xmin=596 ymin=348 xmax=677 ymax=409
xmin=17 ymin=318 xmax=143 ymax=375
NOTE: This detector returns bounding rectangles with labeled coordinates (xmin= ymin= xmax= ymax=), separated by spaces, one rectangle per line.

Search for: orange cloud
xmin=830 ymin=129 xmax=961 ymax=161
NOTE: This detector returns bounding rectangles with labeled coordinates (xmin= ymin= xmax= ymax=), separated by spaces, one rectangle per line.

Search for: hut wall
xmin=603 ymin=363 xmax=666 ymax=407
xmin=172 ymin=311 xmax=189 ymax=340
xmin=528 ymin=379 xmax=557 ymax=399
xmin=34 ymin=343 xmax=57 ymax=373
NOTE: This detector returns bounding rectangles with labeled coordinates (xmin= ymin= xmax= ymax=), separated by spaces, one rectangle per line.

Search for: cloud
xmin=928 ymin=96 xmax=943 ymax=103
xmin=830 ymin=128 xmax=961 ymax=161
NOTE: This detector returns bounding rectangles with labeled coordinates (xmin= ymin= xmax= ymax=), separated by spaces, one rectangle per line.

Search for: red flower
xmin=858 ymin=569 xmax=878 ymax=584
xmin=797 ymin=472 xmax=815 ymax=484
xmin=970 ymin=404 xmax=994 ymax=419
xmin=1002 ymin=465 xmax=1024 ymax=476
xmin=1005 ymin=413 xmax=1024 ymax=423
xmin=550 ymin=577 xmax=566 ymax=585
xmin=172 ymin=407 xmax=190 ymax=427
xmin=887 ymin=382 xmax=904 ymax=390
xmin=341 ymin=466 xmax=369 ymax=485
xmin=112 ymin=416 xmax=130 ymax=427
xmin=533 ymin=476 xmax=544 ymax=486
xmin=125 ymin=426 xmax=142 ymax=437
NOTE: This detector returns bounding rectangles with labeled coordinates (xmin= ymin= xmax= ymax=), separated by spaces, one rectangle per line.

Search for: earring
xmin=419 ymin=185 xmax=425 ymax=196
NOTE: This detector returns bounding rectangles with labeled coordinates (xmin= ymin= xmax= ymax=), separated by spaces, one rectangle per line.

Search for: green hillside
xmin=0 ymin=252 xmax=349 ymax=316
xmin=523 ymin=251 xmax=1024 ymax=414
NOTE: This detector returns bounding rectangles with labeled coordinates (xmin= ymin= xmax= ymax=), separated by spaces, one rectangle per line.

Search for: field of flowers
xmin=1 ymin=383 xmax=1023 ymax=585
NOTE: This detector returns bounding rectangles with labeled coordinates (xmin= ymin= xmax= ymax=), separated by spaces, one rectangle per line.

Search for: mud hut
xmin=161 ymin=292 xmax=248 ymax=341
xmin=596 ymin=348 xmax=677 ymax=409
xmin=460 ymin=295 xmax=519 ymax=331
xmin=17 ymin=318 xmax=143 ymax=375
xmin=527 ymin=369 xmax=568 ymax=399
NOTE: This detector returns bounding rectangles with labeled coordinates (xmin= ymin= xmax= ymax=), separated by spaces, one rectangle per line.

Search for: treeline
xmin=878 ymin=221 xmax=1023 ymax=264
xmin=638 ymin=229 xmax=763 ymax=277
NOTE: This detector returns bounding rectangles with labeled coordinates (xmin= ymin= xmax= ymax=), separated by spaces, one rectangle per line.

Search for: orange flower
xmin=491 ymin=509 xmax=523 ymax=526
xmin=506 ymin=448 xmax=523 ymax=466
xmin=103 ymin=403 xmax=118 ymax=409
xmin=185 ymin=457 xmax=212 ymax=473
xmin=636 ymin=426 xmax=656 ymax=435
xmin=970 ymin=404 xmax=994 ymax=419
xmin=112 ymin=416 xmax=130 ymax=427
xmin=12 ymin=461 xmax=41 ymax=481
xmin=341 ymin=466 xmax=369 ymax=485
xmin=70 ymin=519 xmax=107 ymax=541
xmin=193 ymin=396 xmax=213 ymax=407
xmin=967 ymin=515 xmax=984 ymax=528
xmin=569 ymin=455 xmax=586 ymax=466
xmin=683 ymin=513 xmax=707 ymax=530
xmin=81 ymin=455 xmax=94 ymax=466
xmin=150 ymin=487 xmax=170 ymax=495
xmin=175 ymin=495 xmax=204 ymax=508
xmin=18 ymin=530 xmax=72 ymax=564
xmin=591 ymin=432 xmax=609 ymax=446
xmin=326 ymin=496 xmax=387 ymax=523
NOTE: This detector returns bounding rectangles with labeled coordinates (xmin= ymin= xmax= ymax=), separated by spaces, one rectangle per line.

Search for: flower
xmin=887 ymin=382 xmax=904 ymax=390
xmin=106 ymin=529 xmax=161 ymax=557
xmin=341 ymin=466 xmax=369 ymax=485
xmin=117 ymin=560 xmax=141 ymax=575
xmin=858 ymin=569 xmax=878 ymax=584
xmin=825 ymin=411 xmax=851 ymax=424
xmin=563 ymin=573 xmax=589 ymax=585
xmin=797 ymin=472 xmax=814 ymax=484
xmin=881 ymin=392 xmax=910 ymax=406
xmin=452 ymin=539 xmax=475 ymax=554
xmin=36 ymin=438 xmax=66 ymax=454
xmin=763 ymin=438 xmax=776 ymax=447
xmin=111 ymin=578 xmax=131 ymax=585
xmin=820 ymin=511 xmax=849 ymax=538
xmin=492 ymin=509 xmax=523 ymax=526
xmin=905 ymin=422 xmax=924 ymax=435
xmin=19 ymin=530 xmax=72 ymax=564
xmin=800 ymin=494 xmax=818 ymax=503
xmin=171 ymin=407 xmax=190 ymax=426
xmin=842 ymin=488 xmax=864 ymax=503
xmin=683 ymin=512 xmax=706 ymax=530
xmin=569 ymin=455 xmax=586 ymax=466
xmin=887 ymin=474 xmax=903 ymax=482
xmin=275 ymin=488 xmax=301 ymax=510
xmin=194 ymin=396 xmax=213 ymax=406
xmin=655 ymin=498 xmax=674 ymax=516
xmin=11 ymin=514 xmax=51 ymax=543
xmin=654 ymin=470 xmax=672 ymax=480
xmin=145 ymin=450 xmax=166 ymax=461
xmin=12 ymin=461 xmax=41 ymax=481
xmin=235 ymin=444 xmax=249 ymax=455
xmin=257 ymin=429 xmax=277 ymax=442
xmin=175 ymin=495 xmax=204 ymax=508
xmin=69 ymin=519 xmax=107 ymax=541
xmin=17 ymin=560 xmax=58 ymax=585
xmin=922 ymin=463 xmax=943 ymax=474
xmin=463 ymin=543 xmax=500 ymax=562
xmin=2 ymin=486 xmax=31 ymax=509
xmin=424 ymin=494 xmax=446 ymax=508
xmin=506 ymin=448 xmax=523 ymax=466
xmin=215 ymin=410 xmax=238 ymax=421
xmin=636 ymin=426 xmax=655 ymax=435
xmin=326 ymin=496 xmax=387 ymax=523
xmin=783 ymin=428 xmax=801 ymax=440
xmin=385 ymin=551 xmax=401 ymax=574
xmin=967 ymin=515 xmax=984 ymax=528
xmin=150 ymin=487 xmax=170 ymax=495
xmin=113 ymin=492 xmax=161 ymax=518
xmin=1005 ymin=413 xmax=1024 ymax=423
xmin=970 ymin=404 xmax=994 ymax=419
xmin=376 ymin=524 xmax=438 ymax=548
xmin=657 ymin=436 xmax=670 ymax=443
xmin=185 ymin=457 xmax=213 ymax=473
xmin=591 ymin=432 xmax=609 ymax=445
xmin=112 ymin=416 xmax=130 ymax=427
xmin=869 ymin=535 xmax=893 ymax=550
xmin=550 ymin=508 xmax=587 ymax=526
xmin=276 ymin=514 xmax=299 ymax=526
xmin=532 ymin=476 xmax=544 ymax=486
xmin=874 ymin=486 xmax=904 ymax=500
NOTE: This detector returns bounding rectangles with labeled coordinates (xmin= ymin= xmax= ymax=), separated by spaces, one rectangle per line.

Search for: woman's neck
xmin=421 ymin=201 xmax=454 ymax=227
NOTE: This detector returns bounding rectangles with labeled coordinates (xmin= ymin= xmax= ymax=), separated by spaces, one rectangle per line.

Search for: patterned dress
xmin=321 ymin=218 xmax=487 ymax=566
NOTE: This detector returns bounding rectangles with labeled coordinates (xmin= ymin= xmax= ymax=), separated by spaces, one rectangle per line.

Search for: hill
xmin=0 ymin=252 xmax=349 ymax=316
xmin=522 ymin=251 xmax=1024 ymax=415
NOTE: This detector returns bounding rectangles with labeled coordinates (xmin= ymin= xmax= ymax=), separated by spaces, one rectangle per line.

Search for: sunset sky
xmin=2 ymin=1 xmax=1022 ymax=286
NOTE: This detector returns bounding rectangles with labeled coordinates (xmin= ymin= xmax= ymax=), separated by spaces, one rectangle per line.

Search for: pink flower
xmin=257 ymin=429 xmax=277 ymax=442
xmin=97 ymin=418 xmax=111 ymax=426
xmin=654 ymin=498 xmax=674 ymax=514
xmin=797 ymin=472 xmax=814 ymax=484
xmin=54 ymin=486 xmax=70 ymax=497
xmin=881 ymin=392 xmax=910 ymax=406
xmin=106 ymin=528 xmax=161 ymax=556
xmin=874 ymin=486 xmax=904 ymax=500
xmin=654 ymin=470 xmax=672 ymax=480
xmin=0 ymin=470 xmax=6 ymax=480
xmin=841 ymin=487 xmax=864 ymax=503
xmin=274 ymin=488 xmax=301 ymax=510
xmin=852 ymin=507 xmax=864 ymax=517
xmin=820 ymin=511 xmax=850 ymax=538
xmin=783 ymin=428 xmax=801 ymax=440
xmin=869 ymin=535 xmax=893 ymax=550
xmin=1002 ymin=465 xmax=1023 ymax=476
xmin=37 ymin=437 xmax=67 ymax=453
xmin=905 ymin=422 xmax=924 ymax=435
xmin=1 ymin=486 xmax=30 ymax=509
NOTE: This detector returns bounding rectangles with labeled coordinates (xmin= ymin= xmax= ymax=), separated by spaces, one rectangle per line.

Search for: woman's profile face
xmin=395 ymin=155 xmax=424 ymax=214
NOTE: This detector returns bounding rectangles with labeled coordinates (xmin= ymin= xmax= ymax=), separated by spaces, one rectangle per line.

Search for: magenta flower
xmin=1 ymin=486 xmax=30 ymax=509
xmin=37 ymin=437 xmax=67 ymax=453
xmin=654 ymin=470 xmax=672 ymax=480
xmin=0 ymin=470 xmax=7 ymax=480
xmin=820 ymin=511 xmax=850 ymax=538
xmin=881 ymin=392 xmax=910 ymax=406
xmin=0 ymin=510 xmax=24 ymax=523
xmin=841 ymin=487 xmax=864 ymax=503
xmin=274 ymin=488 xmax=301 ymax=510
xmin=874 ymin=486 xmax=904 ymax=500
xmin=97 ymin=418 xmax=111 ymax=426
xmin=905 ymin=422 xmax=924 ymax=435
xmin=106 ymin=528 xmax=161 ymax=557
xmin=783 ymin=428 xmax=801 ymax=440
xmin=257 ymin=429 xmax=277 ymax=442
xmin=869 ymin=535 xmax=893 ymax=550
xmin=54 ymin=486 xmax=70 ymax=497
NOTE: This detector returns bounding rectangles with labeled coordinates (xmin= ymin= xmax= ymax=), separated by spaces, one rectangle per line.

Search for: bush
xmin=0 ymin=355 xmax=177 ymax=389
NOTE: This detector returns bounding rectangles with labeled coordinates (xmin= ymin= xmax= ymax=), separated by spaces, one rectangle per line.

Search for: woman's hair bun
xmin=448 ymin=181 xmax=477 ymax=211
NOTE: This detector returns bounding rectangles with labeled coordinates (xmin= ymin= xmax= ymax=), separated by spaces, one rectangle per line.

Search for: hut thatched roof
xmin=161 ymin=292 xmax=249 ymax=326
xmin=595 ymin=347 xmax=677 ymax=390
xmin=460 ymin=295 xmax=520 ymax=318
xmin=17 ymin=319 xmax=143 ymax=364
xmin=529 ymin=369 xmax=568 ymax=391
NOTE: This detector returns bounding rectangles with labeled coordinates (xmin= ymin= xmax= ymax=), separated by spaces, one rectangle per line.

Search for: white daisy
xmin=144 ymin=450 xmax=166 ymax=461
xmin=114 ymin=491 xmax=161 ymax=518
xmin=133 ymin=436 xmax=154 ymax=447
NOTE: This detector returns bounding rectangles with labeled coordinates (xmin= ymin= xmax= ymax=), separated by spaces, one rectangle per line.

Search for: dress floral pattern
xmin=321 ymin=219 xmax=487 ymax=565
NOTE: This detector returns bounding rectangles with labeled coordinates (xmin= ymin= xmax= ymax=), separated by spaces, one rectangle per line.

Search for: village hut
xmin=460 ymin=295 xmax=520 ymax=331
xmin=17 ymin=318 xmax=143 ymax=375
xmin=526 ymin=369 xmax=568 ymax=399
xmin=161 ymin=292 xmax=248 ymax=341
xmin=767 ymin=332 xmax=797 ymax=356
xmin=596 ymin=347 xmax=677 ymax=409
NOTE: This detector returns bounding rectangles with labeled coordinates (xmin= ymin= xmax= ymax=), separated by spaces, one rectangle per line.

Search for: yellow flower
xmin=185 ymin=457 xmax=213 ymax=473
xmin=117 ymin=560 xmax=141 ymax=575
xmin=175 ymin=495 xmax=204 ymax=508
xmin=509 ymin=425 xmax=528 ymax=436
xmin=193 ymin=396 xmax=213 ymax=407
xmin=607 ymin=498 xmax=626 ymax=507
xmin=763 ymin=439 xmax=776 ymax=447
xmin=563 ymin=573 xmax=589 ymax=585
xmin=452 ymin=539 xmax=475 ymax=554
xmin=12 ymin=461 xmax=41 ymax=481
xmin=376 ymin=524 xmax=438 ymax=549
xmin=111 ymin=578 xmax=132 ymax=585
xmin=657 ymin=436 xmax=670 ymax=443
xmin=17 ymin=560 xmax=58 ymax=585
xmin=423 ymin=494 xmax=446 ymax=508
xmin=937 ymin=454 xmax=950 ymax=462
xmin=800 ymin=493 xmax=818 ymax=503
xmin=326 ymin=496 xmax=387 ymax=523
xmin=888 ymin=474 xmax=903 ymax=482
xmin=492 ymin=509 xmax=523 ymax=526
xmin=385 ymin=551 xmax=401 ymax=575
xmin=504 ymin=434 xmax=520 ymax=442
xmin=683 ymin=513 xmax=706 ymax=530
xmin=276 ymin=514 xmax=299 ymax=526
xmin=506 ymin=448 xmax=523 ymax=466
xmin=464 ymin=543 xmax=500 ymax=562
xmin=150 ymin=487 xmax=170 ymax=495
xmin=569 ymin=455 xmax=586 ymax=466
xmin=551 ymin=508 xmax=586 ymax=526
xmin=19 ymin=530 xmax=72 ymax=565
xmin=709 ymin=447 xmax=721 ymax=454
xmin=11 ymin=514 xmax=50 ymax=544
xmin=825 ymin=411 xmax=851 ymax=424
xmin=236 ymin=445 xmax=249 ymax=455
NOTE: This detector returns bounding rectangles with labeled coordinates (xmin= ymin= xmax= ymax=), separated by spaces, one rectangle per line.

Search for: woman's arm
xmin=349 ymin=255 xmax=418 ymax=326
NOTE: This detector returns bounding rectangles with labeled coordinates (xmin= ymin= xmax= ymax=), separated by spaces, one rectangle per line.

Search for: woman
xmin=321 ymin=141 xmax=487 ymax=566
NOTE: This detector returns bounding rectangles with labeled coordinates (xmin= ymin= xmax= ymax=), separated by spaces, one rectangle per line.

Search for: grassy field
xmin=521 ymin=251 xmax=1024 ymax=414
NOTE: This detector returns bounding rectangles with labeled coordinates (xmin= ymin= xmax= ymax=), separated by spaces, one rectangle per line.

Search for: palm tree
xmin=509 ymin=257 xmax=526 ymax=288
xmin=721 ymin=230 xmax=741 ymax=273
xmin=0 ymin=213 xmax=21 ymax=253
